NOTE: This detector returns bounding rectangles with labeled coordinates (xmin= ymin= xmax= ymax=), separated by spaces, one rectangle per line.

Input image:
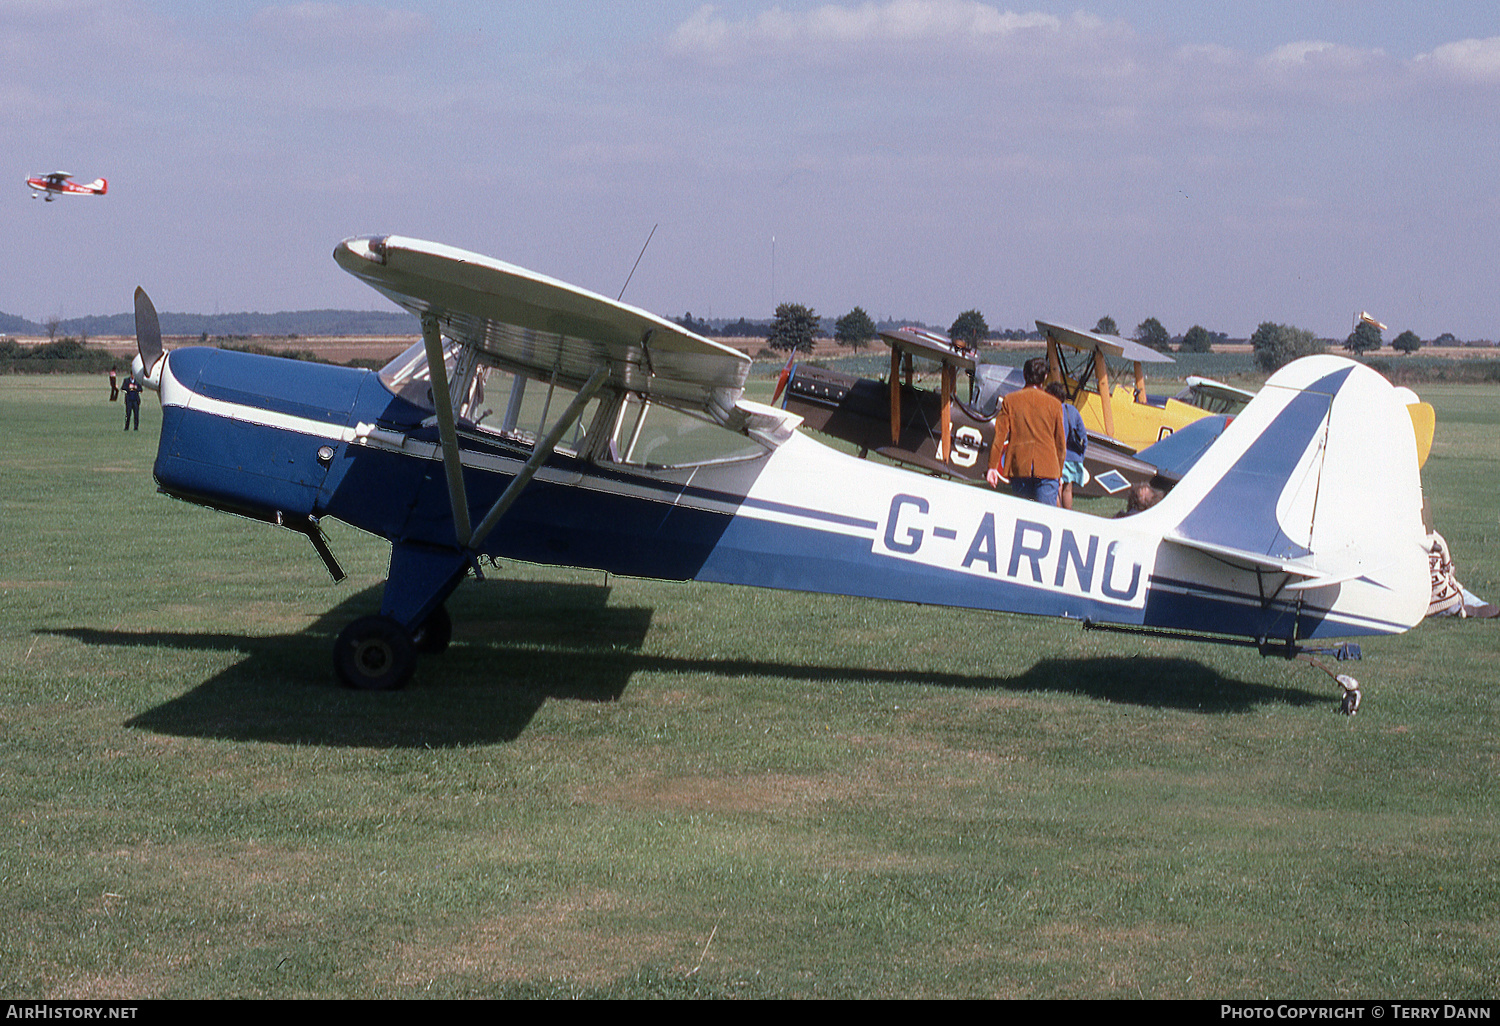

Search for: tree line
xmin=0 ymin=308 xmax=421 ymax=339
xmin=680 ymin=305 xmax=1489 ymax=374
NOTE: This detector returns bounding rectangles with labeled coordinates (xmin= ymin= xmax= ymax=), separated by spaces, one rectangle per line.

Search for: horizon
xmin=8 ymin=305 xmax=1496 ymax=346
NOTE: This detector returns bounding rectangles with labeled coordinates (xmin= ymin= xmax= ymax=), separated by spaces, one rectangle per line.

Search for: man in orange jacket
xmin=985 ymin=357 xmax=1066 ymax=505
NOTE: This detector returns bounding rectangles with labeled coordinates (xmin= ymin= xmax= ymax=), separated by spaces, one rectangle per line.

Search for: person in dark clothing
xmin=122 ymin=376 xmax=142 ymax=430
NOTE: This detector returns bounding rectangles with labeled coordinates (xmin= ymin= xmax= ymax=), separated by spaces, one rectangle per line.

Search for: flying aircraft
xmin=27 ymin=171 xmax=107 ymax=201
xmin=130 ymin=235 xmax=1431 ymax=712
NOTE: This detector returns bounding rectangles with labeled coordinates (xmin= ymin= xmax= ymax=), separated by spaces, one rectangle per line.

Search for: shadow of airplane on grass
xmin=41 ymin=580 xmax=1330 ymax=749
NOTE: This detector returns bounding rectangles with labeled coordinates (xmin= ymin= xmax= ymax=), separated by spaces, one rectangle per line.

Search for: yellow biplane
xmin=1038 ymin=321 xmax=1207 ymax=451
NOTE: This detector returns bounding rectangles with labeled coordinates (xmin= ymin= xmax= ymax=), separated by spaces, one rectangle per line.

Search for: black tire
xmin=334 ymin=615 xmax=416 ymax=691
xmin=411 ymin=604 xmax=452 ymax=656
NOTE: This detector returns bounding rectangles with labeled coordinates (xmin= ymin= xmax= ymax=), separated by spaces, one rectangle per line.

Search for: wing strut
xmin=468 ymin=368 xmax=608 ymax=551
xmin=421 ymin=314 xmax=474 ymax=547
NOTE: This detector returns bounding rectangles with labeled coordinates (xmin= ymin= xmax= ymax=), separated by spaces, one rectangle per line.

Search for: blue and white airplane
xmin=131 ymin=235 xmax=1430 ymax=709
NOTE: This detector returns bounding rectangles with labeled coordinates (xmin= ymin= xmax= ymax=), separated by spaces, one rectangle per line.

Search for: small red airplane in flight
xmin=27 ymin=171 xmax=107 ymax=201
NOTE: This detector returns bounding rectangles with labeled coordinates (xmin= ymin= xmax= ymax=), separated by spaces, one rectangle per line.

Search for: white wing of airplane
xmin=333 ymin=235 xmax=751 ymax=422
xmin=1036 ymin=321 xmax=1176 ymax=364
xmin=1182 ymin=375 xmax=1256 ymax=406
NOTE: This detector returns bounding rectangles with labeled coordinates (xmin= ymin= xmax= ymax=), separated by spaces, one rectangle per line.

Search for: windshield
xmin=378 ymin=338 xmax=462 ymax=409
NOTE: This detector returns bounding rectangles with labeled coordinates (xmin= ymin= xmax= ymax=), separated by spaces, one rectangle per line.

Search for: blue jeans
xmin=1011 ymin=477 xmax=1059 ymax=506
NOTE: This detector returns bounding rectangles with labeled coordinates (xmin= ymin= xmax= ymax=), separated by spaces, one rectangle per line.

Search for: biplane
xmin=1037 ymin=321 xmax=1205 ymax=451
xmin=779 ymin=326 xmax=1168 ymax=498
xmin=131 ymin=235 xmax=1431 ymax=711
xmin=780 ymin=322 xmax=1434 ymax=499
xmin=27 ymin=171 xmax=107 ymax=201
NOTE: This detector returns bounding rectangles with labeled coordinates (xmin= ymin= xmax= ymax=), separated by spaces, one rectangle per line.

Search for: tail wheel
xmin=334 ymin=615 xmax=416 ymax=691
xmin=411 ymin=604 xmax=452 ymax=655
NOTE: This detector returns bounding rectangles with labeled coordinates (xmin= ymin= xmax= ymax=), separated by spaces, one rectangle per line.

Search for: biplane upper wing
xmin=1182 ymin=375 xmax=1256 ymax=405
xmin=334 ymin=235 xmax=750 ymax=420
xmin=1036 ymin=321 xmax=1176 ymax=364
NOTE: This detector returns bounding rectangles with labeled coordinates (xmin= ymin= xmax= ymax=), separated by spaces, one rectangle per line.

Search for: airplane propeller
xmin=132 ymin=286 xmax=165 ymax=390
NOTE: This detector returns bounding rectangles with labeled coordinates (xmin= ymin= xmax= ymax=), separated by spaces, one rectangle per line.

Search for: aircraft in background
xmin=129 ymin=235 xmax=1432 ymax=712
xmin=27 ymin=171 xmax=107 ymax=201
xmin=780 ymin=326 xmax=1165 ymax=498
xmin=779 ymin=322 xmax=1434 ymax=500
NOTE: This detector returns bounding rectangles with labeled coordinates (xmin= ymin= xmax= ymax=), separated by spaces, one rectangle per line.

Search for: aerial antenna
xmin=618 ymin=223 xmax=658 ymax=302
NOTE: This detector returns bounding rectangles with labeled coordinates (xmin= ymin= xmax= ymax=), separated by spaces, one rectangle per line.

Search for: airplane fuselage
xmin=152 ymin=346 xmax=1418 ymax=658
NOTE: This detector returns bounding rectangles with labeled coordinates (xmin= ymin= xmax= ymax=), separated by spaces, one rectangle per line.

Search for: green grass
xmin=1 ymin=374 xmax=1496 ymax=998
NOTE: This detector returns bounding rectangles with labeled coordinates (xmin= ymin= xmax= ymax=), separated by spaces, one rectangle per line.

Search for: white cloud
xmin=1260 ymin=39 xmax=1389 ymax=72
xmin=1414 ymin=36 xmax=1500 ymax=85
xmin=667 ymin=1 xmax=1115 ymax=60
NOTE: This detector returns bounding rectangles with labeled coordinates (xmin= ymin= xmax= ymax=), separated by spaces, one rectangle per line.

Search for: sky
xmin=6 ymin=0 xmax=1500 ymax=340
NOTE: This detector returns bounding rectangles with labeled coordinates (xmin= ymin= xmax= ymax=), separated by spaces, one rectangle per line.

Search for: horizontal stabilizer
xmin=1161 ymin=534 xmax=1324 ymax=578
xmin=1161 ymin=534 xmax=1384 ymax=592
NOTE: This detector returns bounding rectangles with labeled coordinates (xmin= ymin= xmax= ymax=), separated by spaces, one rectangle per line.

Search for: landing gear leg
xmin=411 ymin=604 xmax=452 ymax=655
xmin=337 ymin=543 xmax=468 ymax=688
xmin=334 ymin=615 xmax=417 ymax=691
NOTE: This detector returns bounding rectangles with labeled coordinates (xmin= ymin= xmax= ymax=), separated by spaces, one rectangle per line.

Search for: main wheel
xmin=411 ymin=604 xmax=452 ymax=655
xmin=334 ymin=615 xmax=417 ymax=691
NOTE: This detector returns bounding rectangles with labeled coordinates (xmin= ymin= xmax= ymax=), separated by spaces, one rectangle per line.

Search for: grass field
xmin=1 ymin=371 xmax=1496 ymax=999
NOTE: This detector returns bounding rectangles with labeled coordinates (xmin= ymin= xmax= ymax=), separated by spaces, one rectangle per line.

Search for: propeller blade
xmin=134 ymin=286 xmax=163 ymax=372
xmin=132 ymin=287 xmax=167 ymax=391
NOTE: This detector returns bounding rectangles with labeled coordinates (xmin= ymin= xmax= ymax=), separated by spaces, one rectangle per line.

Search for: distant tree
xmin=834 ymin=307 xmax=877 ymax=350
xmin=1432 ymin=332 xmax=1458 ymax=347
xmin=1252 ymin=322 xmax=1326 ymax=373
xmin=1179 ymin=325 xmax=1215 ymax=353
xmin=766 ymin=302 xmax=819 ymax=353
xmin=674 ymin=311 xmax=713 ymax=336
xmin=720 ymin=317 xmax=767 ymax=338
xmin=1344 ymin=320 xmax=1382 ymax=355
xmin=45 ymin=316 xmax=60 ymax=342
xmin=1134 ymin=317 xmax=1171 ymax=352
xmin=949 ymin=309 xmax=989 ymax=349
xmin=1392 ymin=330 xmax=1422 ymax=356
xmin=1093 ymin=316 xmax=1118 ymax=336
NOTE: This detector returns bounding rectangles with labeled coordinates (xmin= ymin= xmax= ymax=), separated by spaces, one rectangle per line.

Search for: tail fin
xmin=1148 ymin=355 xmax=1429 ymax=639
xmin=90 ymin=178 xmax=107 ymax=194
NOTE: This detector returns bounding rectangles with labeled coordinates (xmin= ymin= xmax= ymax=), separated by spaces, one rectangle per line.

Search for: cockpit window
xmin=377 ymin=339 xmax=765 ymax=468
xmin=608 ymin=394 xmax=764 ymax=468
xmin=461 ymin=365 xmax=599 ymax=456
xmin=377 ymin=340 xmax=598 ymax=456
